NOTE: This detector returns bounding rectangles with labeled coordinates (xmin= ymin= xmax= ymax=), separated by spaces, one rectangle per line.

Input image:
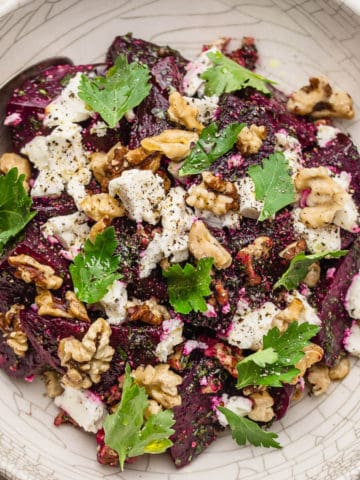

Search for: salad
xmin=0 ymin=33 xmax=359 ymax=470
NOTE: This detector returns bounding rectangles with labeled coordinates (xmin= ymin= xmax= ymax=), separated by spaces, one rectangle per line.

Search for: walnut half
xmin=8 ymin=254 xmax=63 ymax=290
xmin=126 ymin=298 xmax=170 ymax=325
xmin=35 ymin=289 xmax=90 ymax=322
xmin=168 ymin=91 xmax=204 ymax=133
xmin=0 ymin=304 xmax=28 ymax=357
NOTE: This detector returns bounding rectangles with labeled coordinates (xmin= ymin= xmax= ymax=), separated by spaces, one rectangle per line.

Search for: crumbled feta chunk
xmin=227 ymin=301 xmax=280 ymax=350
xmin=286 ymin=291 xmax=321 ymax=326
xmin=140 ymin=187 xmax=193 ymax=278
xmin=344 ymin=321 xmax=360 ymax=357
xmin=54 ymin=387 xmax=107 ymax=433
xmin=89 ymin=120 xmax=108 ymax=137
xmin=22 ymin=122 xmax=91 ymax=202
xmin=316 ymin=124 xmax=340 ymax=148
xmin=109 ymin=169 xmax=165 ymax=225
xmin=44 ymin=72 xmax=92 ymax=127
xmin=155 ymin=318 xmax=184 ymax=362
xmin=216 ymin=394 xmax=252 ymax=427
xmin=41 ymin=212 xmax=90 ymax=254
xmin=333 ymin=193 xmax=359 ymax=232
xmin=292 ymin=207 xmax=341 ymax=253
xmin=182 ymin=46 xmax=219 ymax=97
xmin=237 ymin=176 xmax=263 ymax=219
xmin=345 ymin=272 xmax=360 ymax=319
xmin=274 ymin=130 xmax=303 ymax=175
xmin=195 ymin=208 xmax=240 ymax=229
xmin=183 ymin=95 xmax=219 ymax=124
xmin=100 ymin=280 xmax=128 ymax=325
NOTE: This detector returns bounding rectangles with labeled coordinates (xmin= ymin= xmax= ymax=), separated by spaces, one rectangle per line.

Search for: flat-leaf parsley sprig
xmin=78 ymin=54 xmax=151 ymax=128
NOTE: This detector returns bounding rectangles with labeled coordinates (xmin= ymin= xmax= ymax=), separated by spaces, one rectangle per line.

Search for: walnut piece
xmin=0 ymin=152 xmax=32 ymax=192
xmin=126 ymin=297 xmax=170 ymax=325
xmin=329 ymin=357 xmax=350 ymax=380
xmin=89 ymin=142 xmax=128 ymax=191
xmin=80 ymin=193 xmax=125 ymax=222
xmin=141 ymin=129 xmax=199 ymax=162
xmin=186 ymin=171 xmax=239 ymax=216
xmin=58 ymin=318 xmax=115 ymax=389
xmin=125 ymin=148 xmax=162 ymax=173
xmin=89 ymin=216 xmax=112 ymax=243
xmin=247 ymin=391 xmax=275 ymax=422
xmin=307 ymin=365 xmax=331 ymax=396
xmin=168 ymin=91 xmax=204 ymax=132
xmin=272 ymin=297 xmax=305 ymax=332
xmin=35 ymin=289 xmax=90 ymax=322
xmin=237 ymin=124 xmax=267 ymax=156
xmin=210 ymin=342 xmax=243 ymax=377
xmin=8 ymin=254 xmax=63 ymax=290
xmin=303 ymin=262 xmax=321 ymax=287
xmin=279 ymin=239 xmax=307 ymax=260
xmin=0 ymin=304 xmax=28 ymax=357
xmin=295 ymin=167 xmax=346 ymax=228
xmin=287 ymin=76 xmax=354 ymax=119
xmin=237 ymin=236 xmax=272 ymax=286
xmin=290 ymin=343 xmax=324 ymax=384
xmin=132 ymin=364 xmax=182 ymax=409
xmin=144 ymin=399 xmax=163 ymax=420
xmin=189 ymin=220 xmax=232 ymax=270
xmin=43 ymin=371 xmax=64 ymax=398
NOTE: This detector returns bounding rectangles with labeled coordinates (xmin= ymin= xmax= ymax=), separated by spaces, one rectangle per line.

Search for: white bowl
xmin=0 ymin=1 xmax=360 ymax=479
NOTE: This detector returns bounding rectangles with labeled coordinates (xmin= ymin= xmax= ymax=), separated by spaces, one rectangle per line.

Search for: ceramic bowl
xmin=0 ymin=1 xmax=359 ymax=479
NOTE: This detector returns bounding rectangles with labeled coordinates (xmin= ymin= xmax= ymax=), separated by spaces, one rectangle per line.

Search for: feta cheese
xmin=344 ymin=321 xmax=360 ymax=357
xmin=109 ymin=169 xmax=165 ymax=225
xmin=44 ymin=72 xmax=92 ymax=127
xmin=89 ymin=120 xmax=108 ymax=137
xmin=316 ymin=124 xmax=340 ymax=148
xmin=41 ymin=212 xmax=90 ymax=254
xmin=155 ymin=318 xmax=184 ymax=362
xmin=195 ymin=208 xmax=240 ymax=229
xmin=228 ymin=301 xmax=280 ymax=350
xmin=345 ymin=271 xmax=360 ymax=319
xmin=216 ymin=394 xmax=252 ymax=427
xmin=182 ymin=46 xmax=219 ymax=97
xmin=292 ymin=207 xmax=341 ymax=253
xmin=274 ymin=130 xmax=303 ymax=175
xmin=100 ymin=280 xmax=128 ymax=325
xmin=183 ymin=95 xmax=219 ymax=124
xmin=237 ymin=176 xmax=263 ymax=219
xmin=333 ymin=193 xmax=359 ymax=232
xmin=54 ymin=387 xmax=107 ymax=433
xmin=22 ymin=122 xmax=91 ymax=202
xmin=286 ymin=291 xmax=321 ymax=326
xmin=140 ymin=187 xmax=193 ymax=278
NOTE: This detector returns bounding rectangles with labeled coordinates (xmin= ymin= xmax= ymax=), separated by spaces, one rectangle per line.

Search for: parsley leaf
xmin=247 ymin=151 xmax=296 ymax=221
xmin=179 ymin=122 xmax=244 ymax=176
xmin=217 ymin=407 xmax=281 ymax=448
xmin=0 ymin=168 xmax=36 ymax=254
xmin=69 ymin=226 xmax=122 ymax=303
xmin=236 ymin=321 xmax=320 ymax=389
xmin=78 ymin=54 xmax=151 ymax=128
xmin=273 ymin=250 xmax=348 ymax=290
xmin=201 ymin=51 xmax=276 ymax=96
xmin=162 ymin=257 xmax=213 ymax=314
xmin=104 ymin=364 xmax=175 ymax=470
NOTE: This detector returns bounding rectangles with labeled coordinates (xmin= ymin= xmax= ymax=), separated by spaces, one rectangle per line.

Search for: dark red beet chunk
xmin=228 ymin=37 xmax=259 ymax=71
xmin=270 ymin=385 xmax=295 ymax=420
xmin=170 ymin=358 xmax=228 ymax=468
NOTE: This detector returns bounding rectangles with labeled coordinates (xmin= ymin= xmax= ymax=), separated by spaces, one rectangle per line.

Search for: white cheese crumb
xmin=345 ymin=271 xmax=360 ymax=320
xmin=41 ymin=212 xmax=90 ymax=254
xmin=237 ymin=176 xmax=263 ymax=219
xmin=316 ymin=124 xmax=340 ymax=148
xmin=216 ymin=394 xmax=253 ymax=427
xmin=292 ymin=208 xmax=341 ymax=253
xmin=182 ymin=46 xmax=219 ymax=97
xmin=344 ymin=322 xmax=360 ymax=357
xmin=183 ymin=95 xmax=219 ymax=124
xmin=100 ymin=280 xmax=128 ymax=325
xmin=195 ymin=208 xmax=240 ymax=229
xmin=109 ymin=169 xmax=165 ymax=225
xmin=89 ymin=120 xmax=108 ymax=137
xmin=22 ymin=122 xmax=91 ymax=203
xmin=44 ymin=72 xmax=92 ymax=127
xmin=274 ymin=130 xmax=303 ymax=175
xmin=155 ymin=318 xmax=184 ymax=362
xmin=227 ymin=301 xmax=280 ymax=350
xmin=54 ymin=387 xmax=107 ymax=433
xmin=286 ymin=291 xmax=321 ymax=326
xmin=331 ymin=171 xmax=359 ymax=232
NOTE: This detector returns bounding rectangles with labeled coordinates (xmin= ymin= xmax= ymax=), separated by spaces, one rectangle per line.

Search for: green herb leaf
xmin=247 ymin=151 xmax=296 ymax=221
xmin=218 ymin=407 xmax=281 ymax=448
xmin=162 ymin=257 xmax=213 ymax=314
xmin=201 ymin=51 xmax=276 ymax=96
xmin=78 ymin=54 xmax=151 ymax=128
xmin=179 ymin=122 xmax=244 ymax=176
xmin=273 ymin=250 xmax=348 ymax=290
xmin=104 ymin=364 xmax=175 ymax=470
xmin=0 ymin=168 xmax=37 ymax=254
xmin=236 ymin=321 xmax=321 ymax=389
xmin=69 ymin=226 xmax=122 ymax=303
